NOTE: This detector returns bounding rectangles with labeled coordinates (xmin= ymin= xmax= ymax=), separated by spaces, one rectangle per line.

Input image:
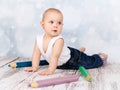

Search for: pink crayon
xmin=30 ymin=75 xmax=79 ymax=88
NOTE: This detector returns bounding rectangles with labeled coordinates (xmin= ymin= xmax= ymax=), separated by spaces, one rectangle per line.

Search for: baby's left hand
xmin=38 ymin=69 xmax=54 ymax=76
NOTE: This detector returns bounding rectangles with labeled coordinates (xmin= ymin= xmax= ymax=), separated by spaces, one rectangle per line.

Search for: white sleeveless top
xmin=36 ymin=34 xmax=71 ymax=66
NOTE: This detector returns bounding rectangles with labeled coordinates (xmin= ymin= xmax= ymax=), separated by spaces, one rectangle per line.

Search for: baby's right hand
xmin=24 ymin=67 xmax=38 ymax=72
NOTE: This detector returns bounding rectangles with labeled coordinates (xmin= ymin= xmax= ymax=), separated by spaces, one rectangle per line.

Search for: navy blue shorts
xmin=57 ymin=47 xmax=103 ymax=70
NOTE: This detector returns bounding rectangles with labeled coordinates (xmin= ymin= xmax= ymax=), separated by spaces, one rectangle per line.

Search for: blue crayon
xmin=8 ymin=60 xmax=49 ymax=68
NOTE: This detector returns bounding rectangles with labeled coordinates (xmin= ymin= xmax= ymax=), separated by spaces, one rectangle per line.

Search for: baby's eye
xmin=49 ymin=21 xmax=54 ymax=24
xmin=58 ymin=22 xmax=62 ymax=25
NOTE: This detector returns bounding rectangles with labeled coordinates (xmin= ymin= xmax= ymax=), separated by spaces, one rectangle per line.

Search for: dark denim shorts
xmin=57 ymin=47 xmax=103 ymax=70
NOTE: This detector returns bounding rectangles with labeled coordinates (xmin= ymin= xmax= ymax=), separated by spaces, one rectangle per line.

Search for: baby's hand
xmin=24 ymin=67 xmax=38 ymax=72
xmin=38 ymin=69 xmax=54 ymax=76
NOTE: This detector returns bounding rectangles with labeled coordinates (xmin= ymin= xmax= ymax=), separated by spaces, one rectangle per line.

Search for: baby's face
xmin=41 ymin=11 xmax=63 ymax=37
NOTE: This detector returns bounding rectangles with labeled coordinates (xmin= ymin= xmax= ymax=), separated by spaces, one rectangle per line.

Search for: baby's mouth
xmin=53 ymin=30 xmax=57 ymax=32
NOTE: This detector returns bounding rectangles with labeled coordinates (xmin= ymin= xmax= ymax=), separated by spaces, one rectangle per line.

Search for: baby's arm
xmin=24 ymin=40 xmax=41 ymax=72
xmin=38 ymin=38 xmax=64 ymax=75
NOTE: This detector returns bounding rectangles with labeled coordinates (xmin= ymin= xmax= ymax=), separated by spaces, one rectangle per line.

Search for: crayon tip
xmin=89 ymin=78 xmax=92 ymax=82
xmin=9 ymin=62 xmax=17 ymax=68
xmin=31 ymin=81 xmax=38 ymax=88
xmin=8 ymin=64 xmax=10 ymax=67
xmin=86 ymin=75 xmax=92 ymax=82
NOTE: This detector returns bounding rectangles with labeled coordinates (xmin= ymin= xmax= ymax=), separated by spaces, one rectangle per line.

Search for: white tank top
xmin=36 ymin=34 xmax=71 ymax=65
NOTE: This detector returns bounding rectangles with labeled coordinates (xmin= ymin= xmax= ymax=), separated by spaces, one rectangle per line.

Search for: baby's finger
xmin=24 ymin=68 xmax=33 ymax=72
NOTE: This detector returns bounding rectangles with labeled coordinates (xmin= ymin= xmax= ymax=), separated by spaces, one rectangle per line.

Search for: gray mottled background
xmin=0 ymin=0 xmax=120 ymax=62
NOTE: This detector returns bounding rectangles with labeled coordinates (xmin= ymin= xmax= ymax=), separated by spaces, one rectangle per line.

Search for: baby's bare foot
xmin=79 ymin=47 xmax=86 ymax=52
xmin=98 ymin=52 xmax=108 ymax=64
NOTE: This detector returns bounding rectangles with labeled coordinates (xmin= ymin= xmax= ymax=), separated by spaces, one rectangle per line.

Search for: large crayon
xmin=78 ymin=66 xmax=92 ymax=81
xmin=8 ymin=60 xmax=49 ymax=68
xmin=30 ymin=75 xmax=79 ymax=88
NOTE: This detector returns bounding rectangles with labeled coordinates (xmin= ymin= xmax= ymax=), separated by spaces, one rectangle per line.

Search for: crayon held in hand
xmin=30 ymin=75 xmax=79 ymax=88
xmin=8 ymin=60 xmax=49 ymax=68
xmin=79 ymin=66 xmax=92 ymax=81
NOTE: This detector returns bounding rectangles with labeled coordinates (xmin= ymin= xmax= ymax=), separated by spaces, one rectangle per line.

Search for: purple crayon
xmin=30 ymin=75 xmax=79 ymax=88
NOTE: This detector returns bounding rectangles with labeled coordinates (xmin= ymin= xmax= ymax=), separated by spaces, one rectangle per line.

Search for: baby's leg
xmin=79 ymin=47 xmax=86 ymax=52
xmin=98 ymin=52 xmax=108 ymax=64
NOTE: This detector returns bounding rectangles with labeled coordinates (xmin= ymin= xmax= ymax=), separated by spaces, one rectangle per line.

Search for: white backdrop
xmin=0 ymin=0 xmax=120 ymax=62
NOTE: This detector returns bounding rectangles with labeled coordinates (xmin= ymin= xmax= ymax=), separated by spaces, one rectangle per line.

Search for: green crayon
xmin=79 ymin=66 xmax=92 ymax=81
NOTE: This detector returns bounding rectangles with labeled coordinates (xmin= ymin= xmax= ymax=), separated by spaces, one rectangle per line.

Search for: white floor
xmin=0 ymin=56 xmax=120 ymax=90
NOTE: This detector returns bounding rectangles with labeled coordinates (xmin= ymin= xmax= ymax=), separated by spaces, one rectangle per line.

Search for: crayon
xmin=8 ymin=60 xmax=49 ymax=68
xmin=30 ymin=75 xmax=79 ymax=88
xmin=78 ymin=66 xmax=92 ymax=81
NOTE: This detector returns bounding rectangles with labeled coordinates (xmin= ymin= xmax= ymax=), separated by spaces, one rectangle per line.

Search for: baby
xmin=24 ymin=8 xmax=108 ymax=75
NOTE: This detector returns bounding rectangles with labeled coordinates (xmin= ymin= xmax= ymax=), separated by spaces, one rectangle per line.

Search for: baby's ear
xmin=40 ymin=21 xmax=44 ymax=28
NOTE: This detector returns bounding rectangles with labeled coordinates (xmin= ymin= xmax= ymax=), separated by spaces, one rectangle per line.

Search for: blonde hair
xmin=42 ymin=8 xmax=63 ymax=21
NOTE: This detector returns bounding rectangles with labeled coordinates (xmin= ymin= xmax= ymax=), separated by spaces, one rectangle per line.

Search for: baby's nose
xmin=53 ymin=23 xmax=58 ymax=28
